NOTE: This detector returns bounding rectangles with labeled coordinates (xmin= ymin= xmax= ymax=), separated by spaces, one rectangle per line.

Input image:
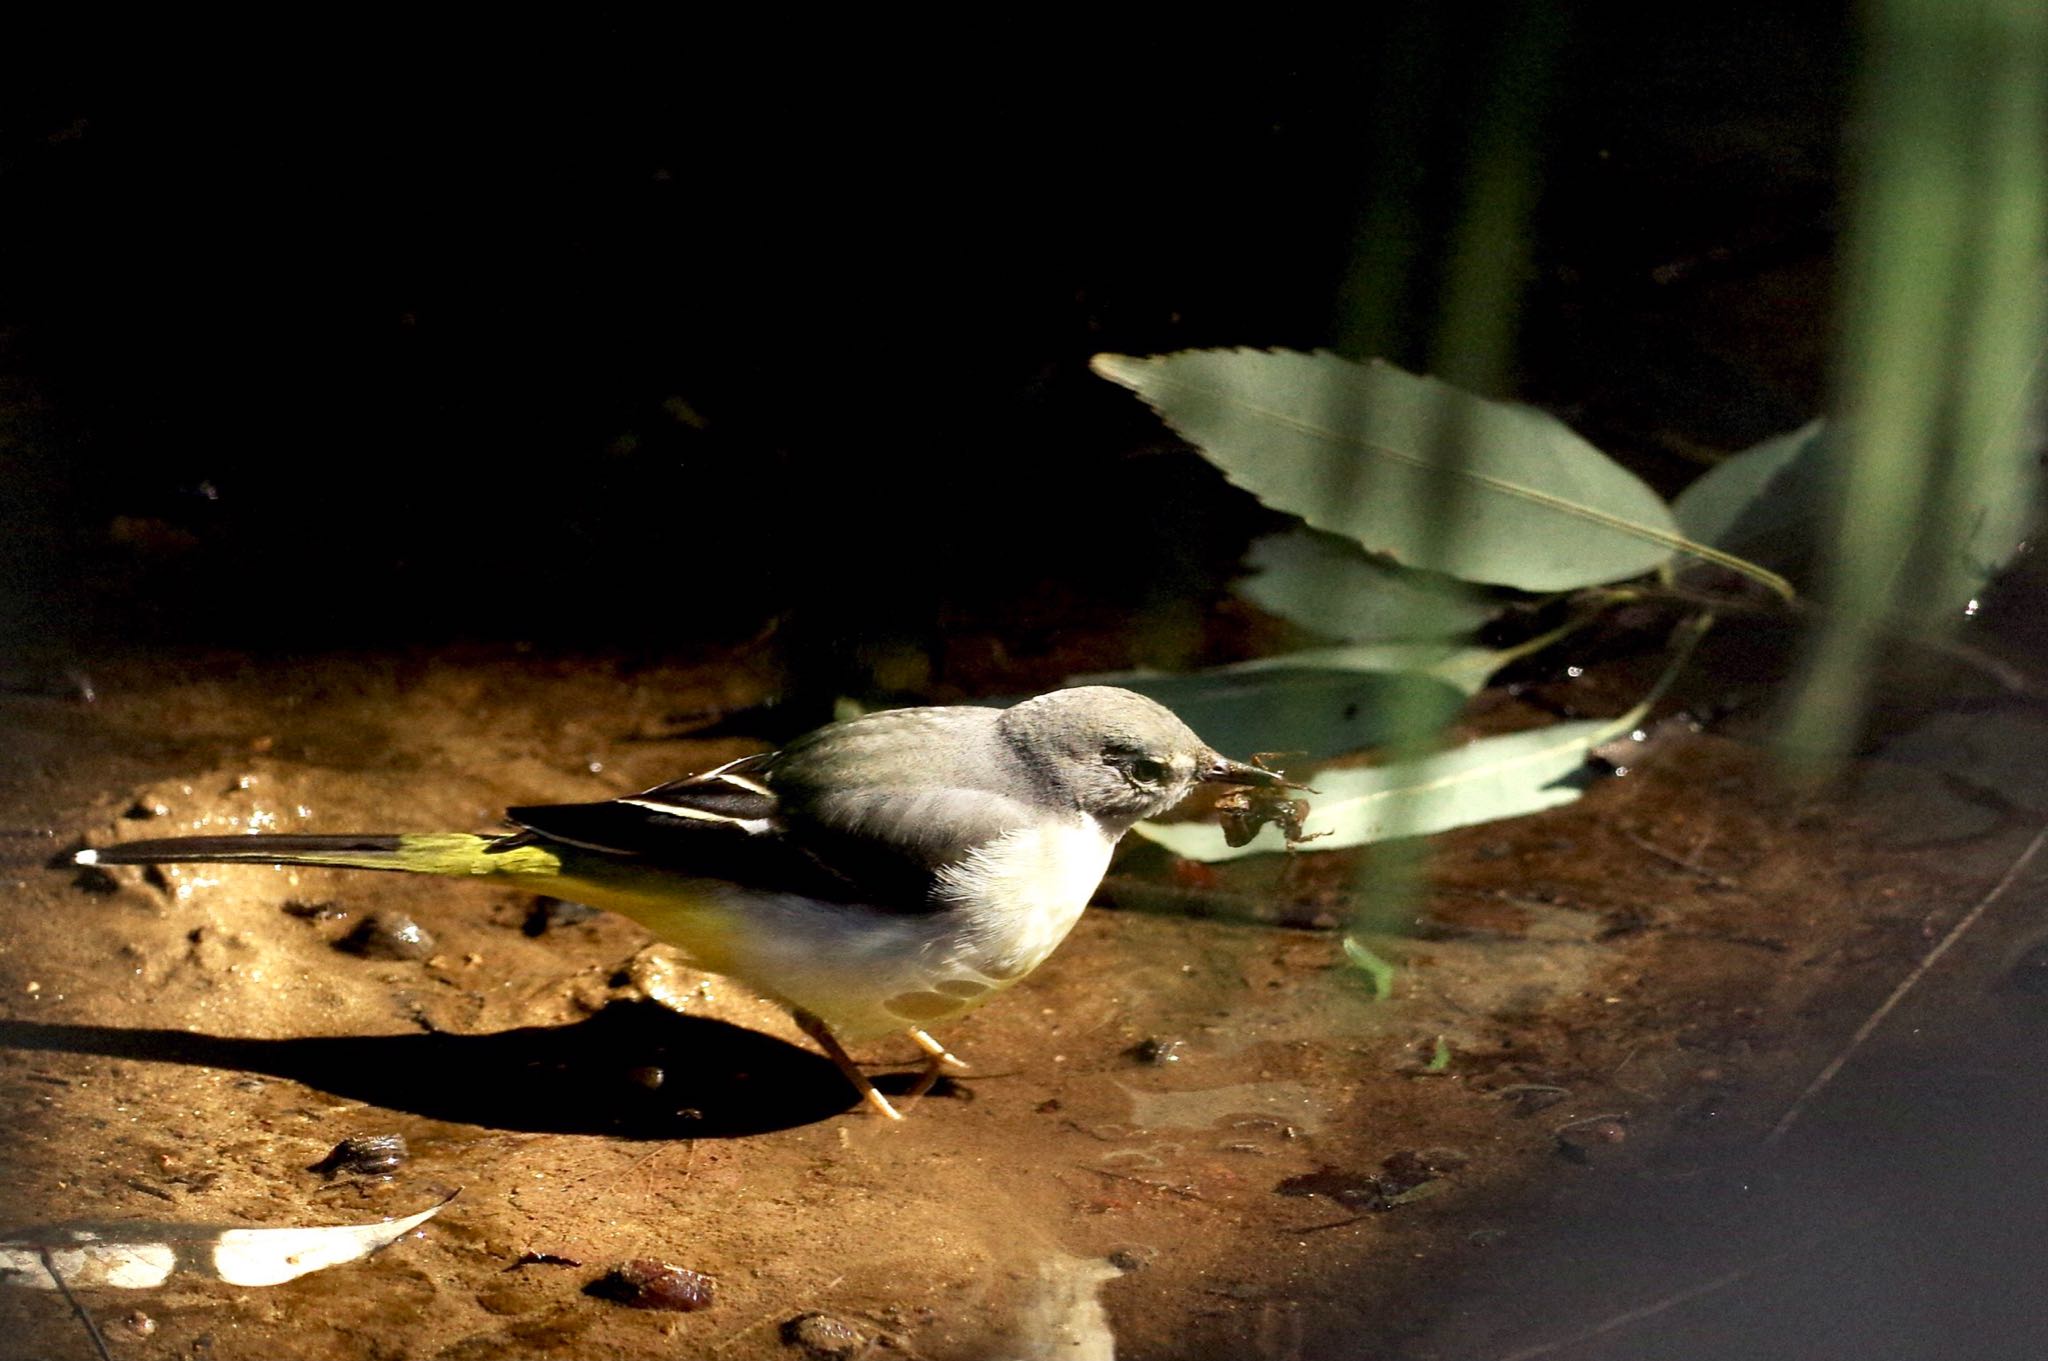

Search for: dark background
xmin=0 ymin=13 xmax=1844 ymax=684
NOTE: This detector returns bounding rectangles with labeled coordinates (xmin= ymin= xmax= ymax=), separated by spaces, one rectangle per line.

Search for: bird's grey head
xmin=998 ymin=686 xmax=1280 ymax=830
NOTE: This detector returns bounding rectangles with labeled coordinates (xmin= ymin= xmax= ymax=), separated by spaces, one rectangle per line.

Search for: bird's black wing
xmin=505 ymin=753 xmax=846 ymax=892
xmin=504 ymin=727 xmax=1039 ymax=913
xmin=507 ymin=755 xmax=772 ymax=851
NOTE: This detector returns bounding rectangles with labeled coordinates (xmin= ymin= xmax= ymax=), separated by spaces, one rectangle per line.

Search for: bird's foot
xmin=795 ymin=1011 xmax=905 ymax=1121
xmin=905 ymin=1027 xmax=970 ymax=1072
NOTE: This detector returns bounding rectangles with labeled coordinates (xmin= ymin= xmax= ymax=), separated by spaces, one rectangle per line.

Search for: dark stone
xmin=337 ymin=912 xmax=436 ymax=960
xmin=781 ymin=1311 xmax=869 ymax=1358
xmin=587 ymin=1260 xmax=716 ymax=1312
xmin=308 ymin=1132 xmax=409 ymax=1178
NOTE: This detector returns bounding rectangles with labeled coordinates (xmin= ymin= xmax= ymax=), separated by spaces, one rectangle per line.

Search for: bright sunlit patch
xmin=1964 ymin=597 xmax=1982 ymax=618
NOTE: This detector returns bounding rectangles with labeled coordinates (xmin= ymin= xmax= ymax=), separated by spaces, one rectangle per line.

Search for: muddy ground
xmin=2 ymin=637 xmax=2042 ymax=1360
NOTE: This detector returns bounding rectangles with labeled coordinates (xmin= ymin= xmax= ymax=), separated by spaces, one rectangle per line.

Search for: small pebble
xmin=44 ymin=841 xmax=90 ymax=871
xmin=1381 ymin=1147 xmax=1469 ymax=1187
xmin=1129 ymin=1036 xmax=1186 ymax=1066
xmin=308 ymin=1133 xmax=409 ymax=1178
xmin=1555 ymin=1116 xmax=1629 ymax=1163
xmin=525 ymin=896 xmax=602 ymax=936
xmin=781 ymin=1310 xmax=869 ymax=1358
xmin=282 ymin=899 xmax=349 ymax=921
xmin=1107 ymin=1245 xmax=1155 ymax=1272
xmin=71 ymin=866 xmax=121 ymax=897
xmin=122 ymin=1310 xmax=156 ymax=1337
xmin=586 ymin=1260 xmax=716 ymax=1312
xmin=1275 ymin=1166 xmax=1390 ymax=1210
xmin=2011 ymin=941 xmax=2048 ymax=995
xmin=338 ymin=912 xmax=436 ymax=960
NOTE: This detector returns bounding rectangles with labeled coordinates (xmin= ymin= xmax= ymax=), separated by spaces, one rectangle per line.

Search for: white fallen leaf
xmin=0 ymin=1194 xmax=452 ymax=1289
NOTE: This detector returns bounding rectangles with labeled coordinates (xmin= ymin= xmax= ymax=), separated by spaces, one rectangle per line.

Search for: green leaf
xmin=1670 ymin=420 xmax=1827 ymax=563
xmin=1136 ymin=616 xmax=1710 ymax=862
xmin=1136 ymin=719 xmax=1606 ymax=862
xmin=1219 ymin=605 xmax=1598 ymax=699
xmin=1237 ymin=526 xmax=1500 ymax=643
xmin=1078 ymin=666 xmax=1468 ymax=762
xmin=1091 ymin=348 xmax=1682 ymax=591
xmin=1342 ymin=936 xmax=1397 ymax=1000
xmin=1219 ymin=642 xmax=1507 ymax=697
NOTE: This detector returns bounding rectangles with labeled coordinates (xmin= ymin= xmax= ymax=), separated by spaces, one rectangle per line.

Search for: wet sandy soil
xmin=0 ymin=647 xmax=2040 ymax=1359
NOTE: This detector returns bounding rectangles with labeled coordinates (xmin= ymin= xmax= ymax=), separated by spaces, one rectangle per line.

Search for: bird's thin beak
xmin=1198 ymin=754 xmax=1290 ymax=787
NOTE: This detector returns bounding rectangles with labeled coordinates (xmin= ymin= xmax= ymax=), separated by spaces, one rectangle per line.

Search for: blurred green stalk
xmin=1782 ymin=0 xmax=2046 ymax=761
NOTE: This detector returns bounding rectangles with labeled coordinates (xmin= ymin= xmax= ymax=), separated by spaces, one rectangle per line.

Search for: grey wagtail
xmin=75 ymin=686 xmax=1281 ymax=1119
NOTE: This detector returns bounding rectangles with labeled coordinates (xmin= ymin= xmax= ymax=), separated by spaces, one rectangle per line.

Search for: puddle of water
xmin=1116 ymin=1079 xmax=1332 ymax=1135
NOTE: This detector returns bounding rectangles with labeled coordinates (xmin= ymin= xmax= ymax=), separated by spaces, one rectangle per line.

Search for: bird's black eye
xmin=1129 ymin=757 xmax=1167 ymax=784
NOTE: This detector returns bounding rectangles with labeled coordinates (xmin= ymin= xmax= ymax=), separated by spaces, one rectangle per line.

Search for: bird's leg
xmin=898 ymin=1028 xmax=969 ymax=1111
xmin=905 ymin=1027 xmax=970 ymax=1072
xmin=794 ymin=1011 xmax=902 ymax=1121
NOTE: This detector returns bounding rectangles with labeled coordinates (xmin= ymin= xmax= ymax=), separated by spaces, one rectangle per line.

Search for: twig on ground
xmin=1765 ymin=821 xmax=2048 ymax=1146
xmin=1490 ymin=1217 xmax=1876 ymax=1361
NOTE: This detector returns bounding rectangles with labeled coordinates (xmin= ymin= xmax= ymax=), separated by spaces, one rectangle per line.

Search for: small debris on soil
xmin=1107 ymin=1244 xmax=1157 ymax=1272
xmin=1275 ymin=1167 xmax=1393 ymax=1210
xmin=70 ymin=865 xmax=120 ymax=896
xmin=509 ymin=1252 xmax=582 ymax=1270
xmin=122 ymin=800 xmax=166 ymax=820
xmin=1278 ymin=1148 xmax=1467 ymax=1212
xmin=282 ymin=899 xmax=349 ymax=921
xmin=1554 ymin=1115 xmax=1629 ymax=1163
xmin=308 ymin=1133 xmax=410 ymax=1179
xmin=43 ymin=840 xmax=89 ymax=871
xmin=1381 ymin=1147 xmax=1470 ymax=1186
xmin=122 ymin=1310 xmax=156 ymax=1337
xmin=524 ymin=896 xmax=602 ymax=936
xmin=1495 ymin=1083 xmax=1572 ymax=1115
xmin=337 ymin=912 xmax=437 ymax=960
xmin=781 ymin=1310 xmax=870 ymax=1358
xmin=2009 ymin=940 xmax=2048 ymax=995
xmin=586 ymin=1260 xmax=717 ymax=1312
xmin=1129 ymin=1036 xmax=1187 ymax=1066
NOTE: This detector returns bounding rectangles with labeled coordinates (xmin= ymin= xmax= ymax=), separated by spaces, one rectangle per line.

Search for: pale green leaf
xmin=1137 ymin=616 xmax=1709 ymax=863
xmin=1092 ymin=348 xmax=1681 ymax=591
xmin=1218 ymin=638 xmax=1552 ymax=698
xmin=1237 ymin=526 xmax=1500 ymax=642
xmin=1342 ymin=935 xmax=1397 ymax=1000
xmin=1135 ymin=719 xmax=1606 ymax=861
xmin=1077 ymin=666 xmax=1467 ymax=762
xmin=1670 ymin=419 xmax=1827 ymax=560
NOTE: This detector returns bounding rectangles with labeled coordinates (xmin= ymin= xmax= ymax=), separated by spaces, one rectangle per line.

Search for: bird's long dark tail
xmin=75 ymin=833 xmax=561 ymax=878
